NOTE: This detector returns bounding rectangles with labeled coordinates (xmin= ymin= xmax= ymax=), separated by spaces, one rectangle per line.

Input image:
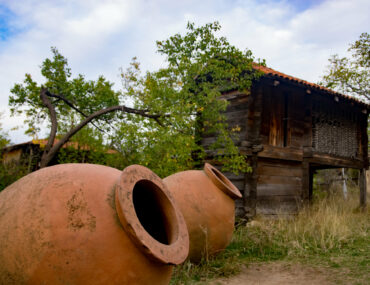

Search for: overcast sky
xmin=0 ymin=0 xmax=369 ymax=143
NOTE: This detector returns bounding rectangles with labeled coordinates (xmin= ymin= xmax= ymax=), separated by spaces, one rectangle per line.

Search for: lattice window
xmin=312 ymin=101 xmax=358 ymax=158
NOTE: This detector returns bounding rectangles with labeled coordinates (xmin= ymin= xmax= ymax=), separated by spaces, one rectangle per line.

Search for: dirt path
xmin=211 ymin=262 xmax=332 ymax=285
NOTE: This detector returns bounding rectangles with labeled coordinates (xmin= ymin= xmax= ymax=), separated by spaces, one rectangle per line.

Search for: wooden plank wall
xmin=224 ymin=92 xmax=250 ymax=146
xmin=260 ymin=84 xmax=307 ymax=148
xmin=243 ymin=84 xmax=264 ymax=218
xmin=216 ymin=169 xmax=246 ymax=217
xmin=257 ymin=81 xmax=307 ymax=216
xmin=289 ymin=89 xmax=307 ymax=148
xmin=201 ymin=91 xmax=249 ymax=153
xmin=256 ymin=158 xmax=302 ymax=216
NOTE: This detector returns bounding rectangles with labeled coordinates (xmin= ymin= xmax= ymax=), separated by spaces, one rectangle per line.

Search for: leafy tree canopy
xmin=9 ymin=47 xmax=120 ymax=137
xmin=9 ymin=48 xmax=162 ymax=168
xmin=116 ymin=22 xmax=263 ymax=176
xmin=320 ymin=32 xmax=369 ymax=103
xmin=9 ymin=22 xmax=263 ymax=175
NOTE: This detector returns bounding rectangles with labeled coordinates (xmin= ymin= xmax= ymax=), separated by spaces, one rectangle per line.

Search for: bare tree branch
xmin=39 ymin=90 xmax=167 ymax=168
xmin=45 ymin=90 xmax=88 ymax=117
xmin=39 ymin=87 xmax=58 ymax=164
xmin=45 ymin=90 xmax=106 ymax=132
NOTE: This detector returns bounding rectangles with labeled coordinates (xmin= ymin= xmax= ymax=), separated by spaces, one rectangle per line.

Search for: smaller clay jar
xmin=163 ymin=163 xmax=242 ymax=262
xmin=0 ymin=164 xmax=188 ymax=285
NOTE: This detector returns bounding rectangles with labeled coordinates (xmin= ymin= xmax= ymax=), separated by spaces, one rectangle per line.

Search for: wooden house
xmin=203 ymin=65 xmax=369 ymax=218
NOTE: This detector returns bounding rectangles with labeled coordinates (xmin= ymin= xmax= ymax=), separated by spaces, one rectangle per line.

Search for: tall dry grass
xmin=171 ymin=193 xmax=370 ymax=284
xmin=243 ymin=194 xmax=369 ymax=256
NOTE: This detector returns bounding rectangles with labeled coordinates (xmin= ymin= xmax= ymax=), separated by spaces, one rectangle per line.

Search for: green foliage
xmin=0 ymin=113 xmax=15 ymax=191
xmin=55 ymin=126 xmax=124 ymax=168
xmin=0 ymin=161 xmax=28 ymax=191
xmin=9 ymin=47 xmax=120 ymax=137
xmin=8 ymin=23 xmax=263 ymax=174
xmin=321 ymin=33 xmax=369 ymax=102
xmin=0 ymin=112 xmax=10 ymax=149
xmin=117 ymin=22 xmax=263 ymax=176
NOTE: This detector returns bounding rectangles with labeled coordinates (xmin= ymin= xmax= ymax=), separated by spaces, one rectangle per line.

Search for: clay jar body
xmin=0 ymin=164 xmax=188 ymax=285
xmin=163 ymin=163 xmax=242 ymax=262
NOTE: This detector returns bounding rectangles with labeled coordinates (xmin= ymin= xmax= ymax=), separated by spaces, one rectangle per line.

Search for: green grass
xmin=171 ymin=194 xmax=370 ymax=284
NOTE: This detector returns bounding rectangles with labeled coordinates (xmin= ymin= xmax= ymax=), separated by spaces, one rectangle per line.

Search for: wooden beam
xmin=257 ymin=165 xmax=302 ymax=177
xmin=259 ymin=145 xmax=303 ymax=161
xmin=310 ymin=153 xmax=363 ymax=169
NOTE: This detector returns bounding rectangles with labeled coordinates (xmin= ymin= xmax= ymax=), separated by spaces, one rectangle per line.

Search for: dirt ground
xmin=211 ymin=262 xmax=332 ymax=285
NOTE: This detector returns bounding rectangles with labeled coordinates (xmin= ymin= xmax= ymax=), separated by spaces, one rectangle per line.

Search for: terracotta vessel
xmin=163 ymin=163 xmax=242 ymax=262
xmin=0 ymin=164 xmax=188 ymax=285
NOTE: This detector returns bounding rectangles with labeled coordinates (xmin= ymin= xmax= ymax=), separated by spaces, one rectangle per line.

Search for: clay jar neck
xmin=115 ymin=165 xmax=189 ymax=265
xmin=203 ymin=163 xmax=242 ymax=200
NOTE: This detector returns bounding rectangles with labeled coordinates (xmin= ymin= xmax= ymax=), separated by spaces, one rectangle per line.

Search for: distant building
xmin=2 ymin=139 xmax=117 ymax=172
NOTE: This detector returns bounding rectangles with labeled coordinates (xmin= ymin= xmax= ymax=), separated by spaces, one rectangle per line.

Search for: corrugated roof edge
xmin=253 ymin=64 xmax=369 ymax=108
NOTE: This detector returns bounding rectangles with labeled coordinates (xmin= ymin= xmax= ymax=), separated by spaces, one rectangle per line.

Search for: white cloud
xmin=218 ymin=0 xmax=369 ymax=81
xmin=0 ymin=0 xmax=369 ymax=143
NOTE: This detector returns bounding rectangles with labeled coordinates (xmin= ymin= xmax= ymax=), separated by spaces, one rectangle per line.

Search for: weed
xmin=171 ymin=193 xmax=370 ymax=284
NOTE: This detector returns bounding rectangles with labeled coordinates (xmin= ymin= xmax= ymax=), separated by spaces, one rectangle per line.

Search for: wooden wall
xmin=256 ymin=158 xmax=302 ymax=216
xmin=203 ymin=77 xmax=368 ymax=218
xmin=201 ymin=91 xmax=249 ymax=155
xmin=260 ymin=82 xmax=308 ymax=149
xmin=253 ymin=80 xmax=306 ymax=216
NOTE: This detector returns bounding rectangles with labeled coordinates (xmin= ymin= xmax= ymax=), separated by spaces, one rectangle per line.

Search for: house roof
xmin=2 ymin=141 xmax=32 ymax=152
xmin=253 ymin=64 xmax=369 ymax=108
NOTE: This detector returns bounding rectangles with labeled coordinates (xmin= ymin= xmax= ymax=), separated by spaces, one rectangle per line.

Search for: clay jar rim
xmin=203 ymin=163 xmax=242 ymax=199
xmin=115 ymin=164 xmax=189 ymax=265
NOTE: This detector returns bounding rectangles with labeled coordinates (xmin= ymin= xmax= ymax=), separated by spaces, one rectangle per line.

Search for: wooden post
xmin=309 ymin=167 xmax=314 ymax=201
xmin=301 ymin=160 xmax=310 ymax=202
xmin=302 ymin=89 xmax=313 ymax=204
xmin=359 ymin=168 xmax=367 ymax=210
xmin=244 ymin=155 xmax=258 ymax=218
xmin=359 ymin=109 xmax=368 ymax=210
xmin=243 ymin=83 xmax=263 ymax=219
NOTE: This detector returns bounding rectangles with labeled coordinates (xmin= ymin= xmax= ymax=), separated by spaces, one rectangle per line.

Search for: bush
xmin=0 ymin=161 xmax=28 ymax=191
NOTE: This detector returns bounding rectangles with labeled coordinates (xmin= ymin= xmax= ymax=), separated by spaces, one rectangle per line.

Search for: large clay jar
xmin=163 ymin=163 xmax=242 ymax=262
xmin=0 ymin=164 xmax=189 ymax=285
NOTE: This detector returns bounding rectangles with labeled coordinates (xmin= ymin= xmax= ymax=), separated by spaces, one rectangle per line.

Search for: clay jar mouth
xmin=115 ymin=165 xmax=189 ymax=265
xmin=203 ymin=163 xmax=242 ymax=199
xmin=132 ymin=179 xmax=176 ymax=245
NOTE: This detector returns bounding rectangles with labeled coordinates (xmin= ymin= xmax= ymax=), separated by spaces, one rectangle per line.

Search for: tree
xmin=320 ymin=32 xmax=369 ymax=103
xmin=0 ymin=112 xmax=9 ymax=149
xmin=115 ymin=22 xmax=263 ymax=176
xmin=9 ymin=48 xmax=164 ymax=168
xmin=10 ymin=22 xmax=263 ymax=175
